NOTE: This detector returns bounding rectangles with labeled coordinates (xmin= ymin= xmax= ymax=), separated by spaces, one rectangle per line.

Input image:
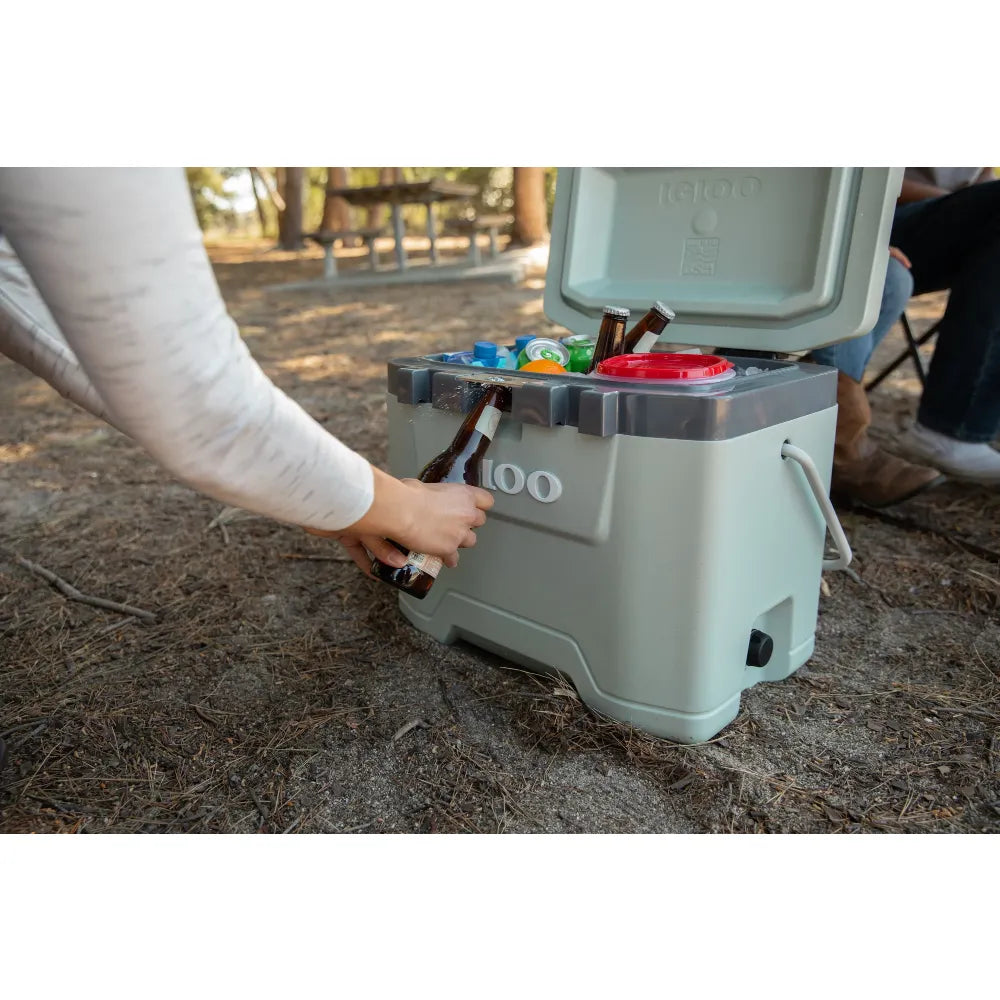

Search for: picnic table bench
xmin=449 ymin=213 xmax=514 ymax=265
xmin=304 ymin=228 xmax=386 ymax=278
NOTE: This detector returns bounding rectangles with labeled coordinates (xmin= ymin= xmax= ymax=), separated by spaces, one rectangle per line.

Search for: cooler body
xmin=386 ymin=357 xmax=837 ymax=743
xmin=378 ymin=166 xmax=904 ymax=743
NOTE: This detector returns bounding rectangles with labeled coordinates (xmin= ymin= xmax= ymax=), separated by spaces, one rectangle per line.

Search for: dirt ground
xmin=1 ymin=239 xmax=998 ymax=834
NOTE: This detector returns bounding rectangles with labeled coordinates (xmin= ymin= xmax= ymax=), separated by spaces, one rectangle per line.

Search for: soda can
xmin=516 ymin=337 xmax=570 ymax=369
xmin=561 ymin=335 xmax=595 ymax=373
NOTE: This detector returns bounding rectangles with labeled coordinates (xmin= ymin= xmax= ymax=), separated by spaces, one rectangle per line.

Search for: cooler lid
xmin=543 ymin=167 xmax=904 ymax=352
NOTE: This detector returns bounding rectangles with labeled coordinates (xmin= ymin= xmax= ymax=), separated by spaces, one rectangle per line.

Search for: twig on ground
xmin=14 ymin=555 xmax=156 ymax=623
xmin=339 ymin=803 xmax=428 ymax=834
xmin=244 ymin=783 xmax=270 ymax=824
xmin=340 ymin=816 xmax=382 ymax=834
xmin=848 ymin=504 xmax=1000 ymax=564
xmin=206 ymin=506 xmax=263 ymax=538
xmin=392 ymin=719 xmax=427 ymax=742
xmin=190 ymin=704 xmax=220 ymax=729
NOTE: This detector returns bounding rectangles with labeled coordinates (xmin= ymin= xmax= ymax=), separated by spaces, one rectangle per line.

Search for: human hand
xmin=303 ymin=469 xmax=494 ymax=577
xmin=392 ymin=478 xmax=494 ymax=558
xmin=889 ymin=246 xmax=912 ymax=269
xmin=303 ymin=526 xmax=414 ymax=577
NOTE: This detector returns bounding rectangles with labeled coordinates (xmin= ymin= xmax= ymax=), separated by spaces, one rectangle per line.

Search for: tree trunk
xmin=511 ymin=167 xmax=549 ymax=246
xmin=277 ymin=167 xmax=304 ymax=250
xmin=366 ymin=167 xmax=402 ymax=230
xmin=321 ymin=167 xmax=352 ymax=235
xmin=248 ymin=168 xmax=268 ymax=237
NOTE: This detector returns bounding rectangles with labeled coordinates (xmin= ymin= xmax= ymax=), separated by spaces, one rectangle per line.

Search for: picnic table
xmin=304 ymin=227 xmax=386 ymax=278
xmin=324 ymin=178 xmax=478 ymax=271
xmin=449 ymin=213 xmax=514 ymax=265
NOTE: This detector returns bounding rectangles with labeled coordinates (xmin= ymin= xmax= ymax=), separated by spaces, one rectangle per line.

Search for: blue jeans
xmin=811 ymin=256 xmax=914 ymax=382
xmin=890 ymin=181 xmax=1000 ymax=442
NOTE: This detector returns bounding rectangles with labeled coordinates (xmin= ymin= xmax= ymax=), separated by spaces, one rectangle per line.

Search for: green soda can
xmin=516 ymin=337 xmax=571 ymax=369
xmin=561 ymin=334 xmax=595 ymax=373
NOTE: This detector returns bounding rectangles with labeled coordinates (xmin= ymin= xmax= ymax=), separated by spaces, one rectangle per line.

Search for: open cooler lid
xmin=543 ymin=167 xmax=904 ymax=352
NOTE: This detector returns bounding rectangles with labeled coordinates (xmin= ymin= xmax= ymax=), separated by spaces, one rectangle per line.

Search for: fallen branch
xmin=14 ymin=555 xmax=156 ymax=623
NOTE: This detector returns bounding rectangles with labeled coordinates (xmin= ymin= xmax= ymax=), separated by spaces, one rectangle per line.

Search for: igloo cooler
xmin=384 ymin=167 xmax=903 ymax=743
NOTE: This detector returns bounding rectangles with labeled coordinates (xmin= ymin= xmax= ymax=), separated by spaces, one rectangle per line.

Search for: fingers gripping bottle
xmin=370 ymin=382 xmax=512 ymax=599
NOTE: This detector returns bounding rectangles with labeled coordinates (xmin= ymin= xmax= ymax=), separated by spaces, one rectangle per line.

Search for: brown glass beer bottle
xmin=586 ymin=305 xmax=631 ymax=373
xmin=621 ymin=301 xmax=676 ymax=354
xmin=370 ymin=382 xmax=511 ymax=599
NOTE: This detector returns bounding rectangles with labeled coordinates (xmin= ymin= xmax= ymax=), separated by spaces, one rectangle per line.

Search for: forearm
xmin=0 ymin=236 xmax=120 ymax=429
xmin=0 ymin=167 xmax=374 ymax=532
xmin=897 ymin=178 xmax=948 ymax=204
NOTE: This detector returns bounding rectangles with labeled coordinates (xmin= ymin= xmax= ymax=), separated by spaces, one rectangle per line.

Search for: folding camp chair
xmin=865 ymin=309 xmax=942 ymax=392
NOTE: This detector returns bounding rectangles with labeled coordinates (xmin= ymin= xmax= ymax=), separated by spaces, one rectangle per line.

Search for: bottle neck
xmin=622 ymin=311 xmax=670 ymax=352
xmin=591 ymin=317 xmax=627 ymax=368
xmin=451 ymin=385 xmax=508 ymax=452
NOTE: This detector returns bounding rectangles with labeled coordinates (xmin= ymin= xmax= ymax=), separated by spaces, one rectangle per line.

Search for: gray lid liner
xmin=387 ymin=356 xmax=835 ymax=441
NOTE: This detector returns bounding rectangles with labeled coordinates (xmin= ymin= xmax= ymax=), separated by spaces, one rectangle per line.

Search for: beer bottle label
xmin=474 ymin=404 xmax=502 ymax=441
xmin=405 ymin=551 xmax=442 ymax=578
xmin=632 ymin=331 xmax=660 ymax=354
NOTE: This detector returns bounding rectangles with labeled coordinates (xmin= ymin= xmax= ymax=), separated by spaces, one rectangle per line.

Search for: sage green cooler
xmin=385 ymin=168 xmax=903 ymax=744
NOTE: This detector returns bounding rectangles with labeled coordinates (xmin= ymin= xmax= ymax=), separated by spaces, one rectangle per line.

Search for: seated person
xmin=890 ymin=167 xmax=1000 ymax=483
xmin=811 ymin=167 xmax=1000 ymax=504
xmin=810 ymin=249 xmax=943 ymax=507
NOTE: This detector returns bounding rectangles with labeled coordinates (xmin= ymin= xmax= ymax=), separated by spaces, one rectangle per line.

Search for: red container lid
xmin=596 ymin=353 xmax=735 ymax=381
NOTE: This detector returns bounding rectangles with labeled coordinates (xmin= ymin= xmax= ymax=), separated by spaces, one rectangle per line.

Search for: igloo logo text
xmin=660 ymin=175 xmax=762 ymax=206
xmin=481 ymin=460 xmax=563 ymax=504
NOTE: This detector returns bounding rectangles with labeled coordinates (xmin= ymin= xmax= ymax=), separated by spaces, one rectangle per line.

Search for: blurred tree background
xmin=185 ymin=167 xmax=557 ymax=247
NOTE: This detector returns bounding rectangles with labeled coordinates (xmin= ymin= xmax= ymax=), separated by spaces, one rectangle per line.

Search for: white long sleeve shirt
xmin=0 ymin=168 xmax=374 ymax=531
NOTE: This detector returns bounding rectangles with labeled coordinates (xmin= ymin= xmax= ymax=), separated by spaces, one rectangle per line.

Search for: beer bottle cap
xmin=602 ymin=306 xmax=631 ymax=319
xmin=652 ymin=301 xmax=676 ymax=321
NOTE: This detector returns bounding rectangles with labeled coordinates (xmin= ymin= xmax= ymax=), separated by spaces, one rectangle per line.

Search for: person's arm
xmin=897 ymin=177 xmax=949 ymax=204
xmin=0 ymin=168 xmax=492 ymax=573
xmin=976 ymin=167 xmax=995 ymax=184
xmin=888 ymin=246 xmax=911 ymax=269
xmin=0 ymin=235 xmax=119 ymax=430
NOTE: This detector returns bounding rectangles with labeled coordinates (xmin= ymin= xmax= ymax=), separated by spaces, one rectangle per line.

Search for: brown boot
xmin=832 ymin=372 xmax=944 ymax=507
